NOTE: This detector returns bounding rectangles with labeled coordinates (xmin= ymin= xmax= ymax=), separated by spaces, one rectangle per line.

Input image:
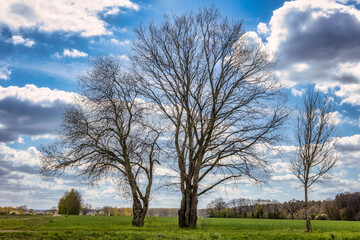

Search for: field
xmin=0 ymin=215 xmax=359 ymax=240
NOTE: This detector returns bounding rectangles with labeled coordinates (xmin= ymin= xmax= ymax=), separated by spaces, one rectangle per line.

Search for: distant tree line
xmin=206 ymin=192 xmax=360 ymax=221
xmin=0 ymin=205 xmax=52 ymax=215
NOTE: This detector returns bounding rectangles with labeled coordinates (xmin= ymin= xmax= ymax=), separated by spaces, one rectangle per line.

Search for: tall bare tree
xmin=132 ymin=7 xmax=287 ymax=228
xmin=290 ymin=88 xmax=338 ymax=232
xmin=40 ymin=56 xmax=161 ymax=227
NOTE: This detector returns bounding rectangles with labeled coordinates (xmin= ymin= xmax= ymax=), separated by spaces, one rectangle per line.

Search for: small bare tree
xmin=40 ymin=56 xmax=161 ymax=227
xmin=291 ymin=88 xmax=338 ymax=232
xmin=133 ymin=6 xmax=287 ymax=228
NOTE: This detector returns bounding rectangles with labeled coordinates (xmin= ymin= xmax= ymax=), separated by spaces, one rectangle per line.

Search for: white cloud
xmin=257 ymin=22 xmax=270 ymax=35
xmin=31 ymin=134 xmax=58 ymax=141
xmin=240 ymin=31 xmax=263 ymax=47
xmin=292 ymin=63 xmax=309 ymax=72
xmin=0 ymin=84 xmax=77 ymax=105
xmin=271 ymin=174 xmax=298 ymax=182
xmin=334 ymin=134 xmax=360 ymax=167
xmin=0 ymin=65 xmax=11 ymax=80
xmin=291 ymin=88 xmax=305 ymax=97
xmin=0 ymin=143 xmax=40 ymax=167
xmin=11 ymin=35 xmax=35 ymax=47
xmin=53 ymin=49 xmax=88 ymax=58
xmin=105 ymin=7 xmax=120 ymax=16
xmin=110 ymin=39 xmax=130 ymax=45
xmin=329 ymin=111 xmax=343 ymax=126
xmin=311 ymin=168 xmax=360 ymax=199
xmin=63 ymin=49 xmax=88 ymax=58
xmin=109 ymin=54 xmax=129 ymax=61
xmin=272 ymin=162 xmax=292 ymax=174
xmin=0 ymin=0 xmax=138 ymax=37
xmin=334 ymin=84 xmax=360 ymax=105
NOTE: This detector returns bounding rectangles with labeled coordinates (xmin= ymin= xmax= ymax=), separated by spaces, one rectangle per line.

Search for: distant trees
xmin=205 ymin=192 xmax=360 ymax=221
xmin=58 ymin=189 xmax=82 ymax=215
xmin=81 ymin=203 xmax=92 ymax=215
xmin=283 ymin=199 xmax=302 ymax=219
xmin=40 ymin=56 xmax=161 ymax=227
xmin=206 ymin=198 xmax=228 ymax=217
xmin=290 ymin=89 xmax=338 ymax=232
xmin=335 ymin=192 xmax=360 ymax=221
xmin=133 ymin=6 xmax=287 ymax=228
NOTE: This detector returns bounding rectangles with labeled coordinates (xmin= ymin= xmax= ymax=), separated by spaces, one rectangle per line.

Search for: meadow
xmin=0 ymin=215 xmax=359 ymax=240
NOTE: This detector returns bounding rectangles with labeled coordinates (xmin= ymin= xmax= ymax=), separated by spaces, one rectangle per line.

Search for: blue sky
xmin=0 ymin=0 xmax=360 ymax=210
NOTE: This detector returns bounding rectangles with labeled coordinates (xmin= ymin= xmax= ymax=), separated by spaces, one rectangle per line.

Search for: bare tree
xmin=81 ymin=203 xmax=92 ymax=215
xmin=40 ymin=56 xmax=161 ymax=227
xmin=133 ymin=6 xmax=287 ymax=228
xmin=290 ymin=88 xmax=338 ymax=232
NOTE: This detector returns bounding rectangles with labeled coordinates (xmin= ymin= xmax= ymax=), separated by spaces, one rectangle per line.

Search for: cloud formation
xmin=11 ymin=35 xmax=35 ymax=47
xmin=53 ymin=49 xmax=88 ymax=58
xmin=0 ymin=84 xmax=77 ymax=142
xmin=0 ymin=0 xmax=139 ymax=37
xmin=262 ymin=0 xmax=360 ymax=105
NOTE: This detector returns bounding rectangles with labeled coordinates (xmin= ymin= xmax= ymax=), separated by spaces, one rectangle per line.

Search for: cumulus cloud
xmin=263 ymin=0 xmax=360 ymax=105
xmin=0 ymin=65 xmax=11 ymax=80
xmin=63 ymin=49 xmax=88 ymax=58
xmin=110 ymin=38 xmax=130 ymax=45
xmin=257 ymin=22 xmax=270 ymax=35
xmin=0 ymin=84 xmax=78 ymax=142
xmin=311 ymin=168 xmax=360 ymax=199
xmin=53 ymin=49 xmax=88 ymax=58
xmin=291 ymin=88 xmax=305 ymax=97
xmin=0 ymin=0 xmax=139 ymax=37
xmin=0 ymin=143 xmax=40 ymax=167
xmin=11 ymin=35 xmax=35 ymax=47
xmin=336 ymin=134 xmax=360 ymax=153
xmin=0 ymin=84 xmax=76 ymax=104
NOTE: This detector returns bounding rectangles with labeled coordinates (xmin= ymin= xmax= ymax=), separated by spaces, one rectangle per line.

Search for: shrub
xmin=315 ymin=214 xmax=329 ymax=220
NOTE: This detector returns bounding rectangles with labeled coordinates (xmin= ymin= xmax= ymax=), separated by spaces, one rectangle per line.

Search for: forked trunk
xmin=178 ymin=190 xmax=198 ymax=228
xmin=178 ymin=176 xmax=199 ymax=228
xmin=304 ymin=186 xmax=312 ymax=232
xmin=132 ymin=197 xmax=147 ymax=227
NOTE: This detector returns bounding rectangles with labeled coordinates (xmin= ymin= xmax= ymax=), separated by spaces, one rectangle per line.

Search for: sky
xmin=0 ymin=0 xmax=360 ymax=210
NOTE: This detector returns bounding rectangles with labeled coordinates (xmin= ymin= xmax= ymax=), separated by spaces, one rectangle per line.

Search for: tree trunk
xmin=304 ymin=186 xmax=312 ymax=232
xmin=132 ymin=197 xmax=146 ymax=227
xmin=178 ymin=182 xmax=198 ymax=228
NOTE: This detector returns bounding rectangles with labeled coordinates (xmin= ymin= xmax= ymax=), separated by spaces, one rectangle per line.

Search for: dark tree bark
xmin=133 ymin=6 xmax=287 ymax=228
xmin=40 ymin=56 xmax=161 ymax=227
xmin=290 ymin=88 xmax=338 ymax=232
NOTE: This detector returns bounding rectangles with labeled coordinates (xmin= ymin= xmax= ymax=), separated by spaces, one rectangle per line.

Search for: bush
xmin=315 ymin=214 xmax=328 ymax=220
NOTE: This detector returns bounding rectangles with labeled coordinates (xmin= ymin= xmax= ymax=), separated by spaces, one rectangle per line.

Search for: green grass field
xmin=0 ymin=215 xmax=359 ymax=239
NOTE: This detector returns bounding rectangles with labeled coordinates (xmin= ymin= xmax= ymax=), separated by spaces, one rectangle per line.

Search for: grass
xmin=0 ymin=215 xmax=359 ymax=239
